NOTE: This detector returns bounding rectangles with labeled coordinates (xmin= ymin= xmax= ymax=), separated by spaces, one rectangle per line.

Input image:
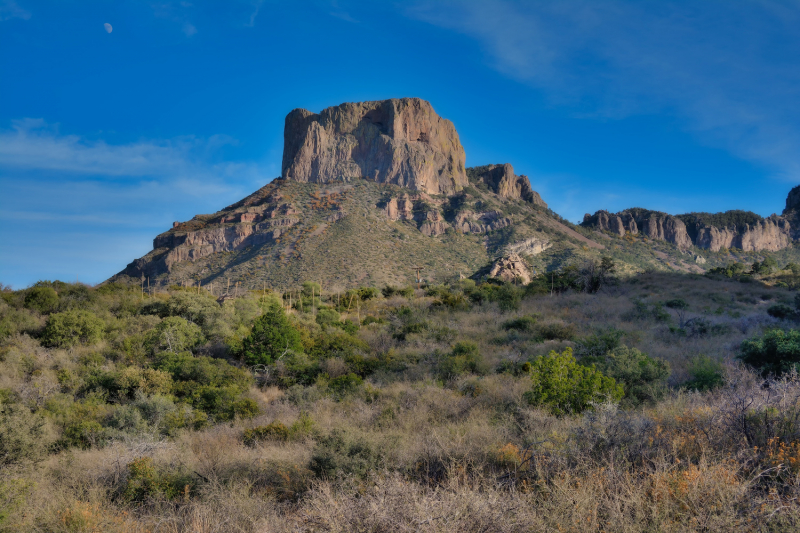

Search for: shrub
xmin=535 ymin=322 xmax=576 ymax=342
xmin=591 ymin=346 xmax=670 ymax=405
xmin=739 ymin=329 xmax=800 ymax=376
xmin=154 ymin=351 xmax=254 ymax=420
xmin=328 ymin=373 xmax=363 ymax=396
xmin=23 ymin=286 xmax=59 ymax=314
xmin=122 ymin=457 xmax=194 ymax=502
xmin=242 ymin=301 xmax=303 ymax=366
xmin=147 ymin=316 xmax=204 ymax=354
xmin=0 ymin=402 xmax=48 ymax=466
xmin=438 ymin=341 xmax=485 ymax=379
xmin=524 ymin=348 xmax=624 ymax=416
xmin=502 ymin=315 xmax=537 ymax=332
xmin=315 ymin=308 xmax=340 ymax=327
xmin=41 ymin=309 xmax=105 ymax=347
xmin=574 ymin=328 xmax=624 ymax=358
xmin=243 ymin=421 xmax=290 ymax=445
xmin=768 ymin=304 xmax=796 ymax=320
xmin=683 ymin=355 xmax=725 ymax=392
xmin=309 ymin=429 xmax=380 ymax=479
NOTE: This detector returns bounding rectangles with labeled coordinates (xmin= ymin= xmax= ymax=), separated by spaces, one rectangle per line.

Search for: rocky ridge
xmin=282 ymin=98 xmax=468 ymax=195
xmin=583 ymin=202 xmax=800 ymax=253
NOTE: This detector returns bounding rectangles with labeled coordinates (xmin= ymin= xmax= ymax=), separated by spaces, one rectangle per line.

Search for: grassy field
xmin=4 ymin=268 xmax=800 ymax=531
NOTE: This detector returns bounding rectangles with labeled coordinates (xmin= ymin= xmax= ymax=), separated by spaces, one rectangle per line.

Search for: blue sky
xmin=2 ymin=0 xmax=799 ymax=288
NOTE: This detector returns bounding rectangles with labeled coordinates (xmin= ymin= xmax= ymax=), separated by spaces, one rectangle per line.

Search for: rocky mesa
xmin=282 ymin=98 xmax=468 ymax=195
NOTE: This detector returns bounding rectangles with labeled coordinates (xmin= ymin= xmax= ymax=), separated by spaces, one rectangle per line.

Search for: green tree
xmin=23 ymin=286 xmax=59 ymax=314
xmin=242 ymin=301 xmax=303 ymax=366
xmin=147 ymin=316 xmax=204 ymax=354
xmin=739 ymin=329 xmax=800 ymax=376
xmin=41 ymin=309 xmax=105 ymax=347
xmin=524 ymin=348 xmax=623 ymax=416
xmin=596 ymin=346 xmax=670 ymax=405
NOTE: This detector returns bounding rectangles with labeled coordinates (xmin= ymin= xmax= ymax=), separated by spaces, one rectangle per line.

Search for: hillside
xmin=112 ymin=98 xmax=800 ymax=292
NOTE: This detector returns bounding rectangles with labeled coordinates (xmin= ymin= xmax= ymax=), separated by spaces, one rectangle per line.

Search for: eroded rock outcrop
xmin=385 ymin=194 xmax=414 ymax=221
xmin=282 ymin=98 xmax=467 ymax=195
xmin=454 ymin=210 xmax=512 ymax=234
xmin=583 ymin=209 xmax=690 ymax=249
xmin=505 ymin=237 xmax=551 ymax=256
xmin=694 ymin=217 xmax=791 ymax=252
xmin=468 ymin=164 xmax=547 ymax=208
xmin=489 ymin=253 xmax=531 ymax=284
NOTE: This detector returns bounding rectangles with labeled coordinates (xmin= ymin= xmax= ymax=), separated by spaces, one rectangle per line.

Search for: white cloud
xmin=409 ymin=0 xmax=800 ymax=184
xmin=182 ymin=21 xmax=196 ymax=36
xmin=0 ymin=0 xmax=30 ymax=21
xmin=0 ymin=119 xmax=257 ymax=183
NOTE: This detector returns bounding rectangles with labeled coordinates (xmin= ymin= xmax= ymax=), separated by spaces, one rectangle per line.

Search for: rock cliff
xmin=583 ymin=209 xmax=692 ymax=249
xmin=467 ymin=164 xmax=548 ymax=208
xmin=282 ymin=98 xmax=467 ymax=195
xmin=583 ymin=200 xmax=798 ymax=253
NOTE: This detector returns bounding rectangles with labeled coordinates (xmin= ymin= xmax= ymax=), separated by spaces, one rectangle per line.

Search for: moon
xmin=104 ymin=23 xmax=112 ymax=33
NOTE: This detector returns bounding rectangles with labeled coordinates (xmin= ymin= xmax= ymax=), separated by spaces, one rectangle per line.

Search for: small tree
xmin=23 ymin=286 xmax=59 ymax=314
xmin=242 ymin=301 xmax=303 ymax=366
xmin=739 ymin=329 xmax=800 ymax=376
xmin=524 ymin=347 xmax=623 ymax=416
xmin=41 ymin=309 xmax=105 ymax=348
xmin=665 ymin=298 xmax=690 ymax=328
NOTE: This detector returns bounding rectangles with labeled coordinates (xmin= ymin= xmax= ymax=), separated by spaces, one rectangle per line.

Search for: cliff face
xmin=583 ymin=201 xmax=796 ymax=253
xmin=693 ymin=217 xmax=791 ymax=252
xmin=467 ymin=164 xmax=548 ymax=208
xmin=282 ymin=98 xmax=468 ymax=195
xmin=583 ymin=209 xmax=692 ymax=249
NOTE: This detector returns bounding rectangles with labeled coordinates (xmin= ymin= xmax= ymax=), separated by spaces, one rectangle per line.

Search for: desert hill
xmin=112 ymin=98 xmax=800 ymax=290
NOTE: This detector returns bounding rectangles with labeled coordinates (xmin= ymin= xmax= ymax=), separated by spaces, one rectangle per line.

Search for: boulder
xmin=282 ymin=98 xmax=467 ymax=195
xmin=489 ymin=253 xmax=531 ymax=284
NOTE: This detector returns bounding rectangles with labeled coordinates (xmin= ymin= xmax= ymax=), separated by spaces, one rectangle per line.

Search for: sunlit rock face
xmin=282 ymin=98 xmax=468 ymax=195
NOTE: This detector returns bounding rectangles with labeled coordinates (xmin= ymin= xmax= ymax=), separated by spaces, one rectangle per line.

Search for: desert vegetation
xmin=4 ymin=266 xmax=800 ymax=531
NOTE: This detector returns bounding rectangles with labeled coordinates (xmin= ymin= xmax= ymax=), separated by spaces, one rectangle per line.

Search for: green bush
xmin=328 ymin=373 xmax=363 ymax=396
xmin=242 ymin=301 xmax=303 ymax=366
xmin=739 ymin=329 xmax=800 ymax=376
xmin=502 ymin=315 xmax=537 ymax=332
xmin=524 ymin=348 xmax=624 ymax=416
xmin=574 ymin=328 xmax=624 ymax=358
xmin=589 ymin=346 xmax=670 ymax=405
xmin=0 ymin=402 xmax=48 ymax=466
xmin=768 ymin=304 xmax=796 ymax=320
xmin=154 ymin=351 xmax=254 ymax=420
xmin=147 ymin=316 xmax=204 ymax=354
xmin=243 ymin=421 xmax=290 ymax=445
xmin=23 ymin=286 xmax=59 ymax=314
xmin=315 ymin=308 xmax=340 ymax=327
xmin=122 ymin=456 xmax=194 ymax=502
xmin=41 ymin=309 xmax=105 ymax=347
xmin=309 ymin=429 xmax=380 ymax=479
xmin=535 ymin=322 xmax=576 ymax=342
xmin=437 ymin=341 xmax=485 ymax=379
xmin=683 ymin=355 xmax=725 ymax=392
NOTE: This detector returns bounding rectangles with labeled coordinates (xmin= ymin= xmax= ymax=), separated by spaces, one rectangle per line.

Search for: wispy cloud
xmin=0 ymin=120 xmax=272 ymax=287
xmin=244 ymin=0 xmax=263 ymax=27
xmin=151 ymin=1 xmax=197 ymax=37
xmin=0 ymin=0 xmax=30 ymax=21
xmin=409 ymin=0 xmax=800 ymax=184
xmin=0 ymin=119 xmax=254 ymax=185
